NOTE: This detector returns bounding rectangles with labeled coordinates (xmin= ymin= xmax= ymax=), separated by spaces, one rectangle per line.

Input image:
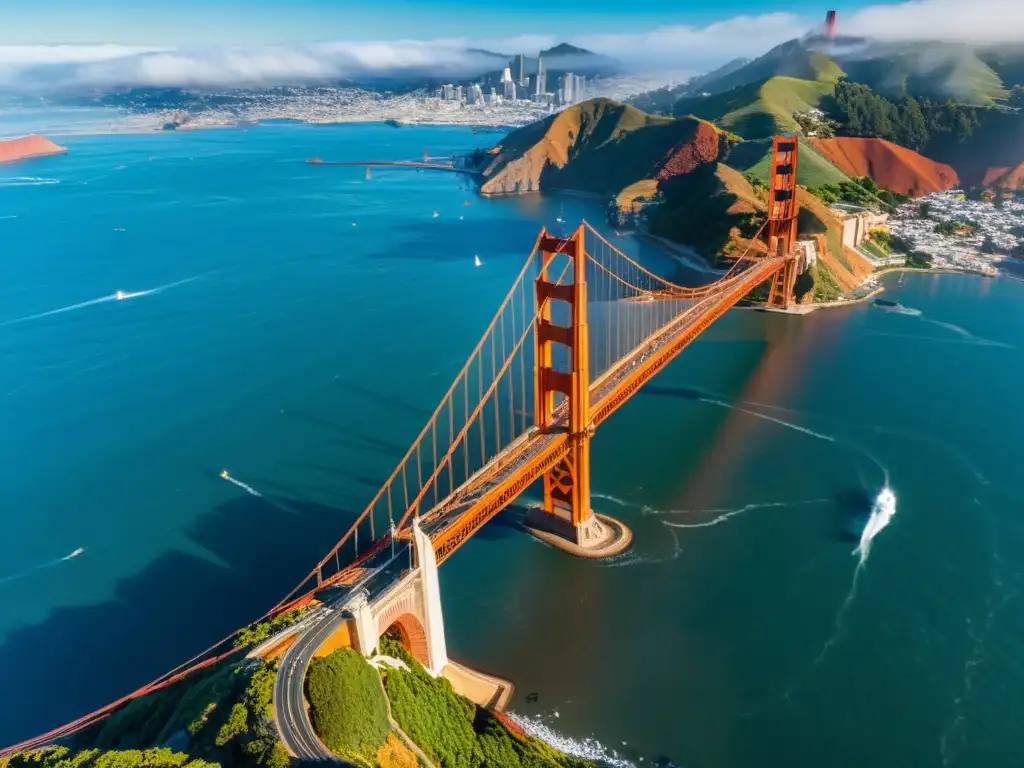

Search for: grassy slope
xmin=732 ymin=137 xmax=852 ymax=188
xmin=837 ymin=43 xmax=1007 ymax=105
xmin=675 ymin=50 xmax=843 ymax=139
xmin=480 ymin=98 xmax=695 ymax=196
xmin=978 ymin=44 xmax=1024 ymax=88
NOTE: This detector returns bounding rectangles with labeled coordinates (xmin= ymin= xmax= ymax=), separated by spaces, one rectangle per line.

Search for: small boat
xmin=365 ymin=167 xmax=372 ymax=180
xmin=474 ymin=255 xmax=483 ymax=267
xmin=220 ymin=469 xmax=229 ymax=479
xmin=873 ymin=298 xmax=898 ymax=308
xmin=115 ymin=290 xmax=127 ymax=300
xmin=432 ymin=211 xmax=440 ymax=218
xmin=463 ymin=201 xmax=471 ymax=207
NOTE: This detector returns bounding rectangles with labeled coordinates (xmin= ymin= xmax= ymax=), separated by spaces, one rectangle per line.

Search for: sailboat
xmin=474 ymin=255 xmax=483 ymax=267
xmin=432 ymin=210 xmax=440 ymax=218
xmin=365 ymin=167 xmax=372 ymax=180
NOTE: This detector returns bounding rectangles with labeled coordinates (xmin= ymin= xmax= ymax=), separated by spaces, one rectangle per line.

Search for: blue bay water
xmin=1 ymin=120 xmax=1023 ymax=767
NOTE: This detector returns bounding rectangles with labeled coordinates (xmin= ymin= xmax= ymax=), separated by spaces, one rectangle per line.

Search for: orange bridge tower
xmin=766 ymin=136 xmax=800 ymax=309
xmin=523 ymin=225 xmax=632 ymax=557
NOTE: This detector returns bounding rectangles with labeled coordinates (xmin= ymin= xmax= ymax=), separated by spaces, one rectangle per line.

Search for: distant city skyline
xmin=0 ymin=0 xmax=1010 ymax=46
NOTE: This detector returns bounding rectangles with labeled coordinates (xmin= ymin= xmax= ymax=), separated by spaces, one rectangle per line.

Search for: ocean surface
xmin=1 ymin=118 xmax=1023 ymax=767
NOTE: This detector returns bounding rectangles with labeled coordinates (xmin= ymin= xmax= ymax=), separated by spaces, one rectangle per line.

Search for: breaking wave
xmin=505 ymin=712 xmax=636 ymax=767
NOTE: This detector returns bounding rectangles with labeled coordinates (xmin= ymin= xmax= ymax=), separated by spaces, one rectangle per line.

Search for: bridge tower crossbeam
xmin=766 ymin=136 xmax=801 ymax=309
xmin=524 ymin=226 xmax=622 ymax=553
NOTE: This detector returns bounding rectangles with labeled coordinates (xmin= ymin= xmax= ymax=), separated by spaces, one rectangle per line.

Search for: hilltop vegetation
xmin=305 ymin=649 xmax=390 ymax=764
xmin=1 ymin=747 xmax=216 ymax=768
xmin=477 ymin=98 xmax=705 ymax=195
xmin=821 ymin=80 xmax=1024 ymax=187
xmin=477 ymin=96 xmax=878 ymax=300
xmin=378 ymin=639 xmax=592 ymax=768
xmin=3 ymin=660 xmax=288 ymax=768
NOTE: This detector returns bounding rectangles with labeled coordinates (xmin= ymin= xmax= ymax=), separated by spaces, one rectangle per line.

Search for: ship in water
xmin=474 ymin=255 xmax=482 ymax=267
xmin=873 ymin=298 xmax=899 ymax=308
xmin=115 ymin=290 xmax=127 ymax=300
xmin=366 ymin=167 xmax=372 ymax=180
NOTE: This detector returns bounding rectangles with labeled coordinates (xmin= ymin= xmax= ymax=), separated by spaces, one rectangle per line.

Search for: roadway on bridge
xmin=273 ymin=546 xmax=410 ymax=762
xmin=271 ymin=257 xmax=784 ymax=759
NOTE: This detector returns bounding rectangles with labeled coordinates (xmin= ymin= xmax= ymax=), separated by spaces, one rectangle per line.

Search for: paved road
xmin=271 ymin=261 xmax=782 ymax=758
xmin=272 ymin=548 xmax=409 ymax=762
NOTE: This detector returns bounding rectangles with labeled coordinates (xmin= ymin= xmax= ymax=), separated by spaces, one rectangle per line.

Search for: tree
xmin=214 ymin=703 xmax=249 ymax=747
xmin=981 ymin=234 xmax=999 ymax=254
xmin=918 ymin=202 xmax=932 ymax=219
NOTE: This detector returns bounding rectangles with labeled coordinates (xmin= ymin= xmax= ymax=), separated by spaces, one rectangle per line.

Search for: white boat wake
xmin=0 ymin=546 xmax=87 ymax=587
xmin=853 ymin=486 xmax=896 ymax=561
xmin=700 ymin=398 xmax=835 ymax=442
xmin=807 ymin=485 xmax=898 ymax=671
xmin=220 ymin=470 xmax=262 ymax=497
xmin=0 ymin=177 xmax=60 ymax=188
xmin=0 ymin=275 xmax=207 ymax=328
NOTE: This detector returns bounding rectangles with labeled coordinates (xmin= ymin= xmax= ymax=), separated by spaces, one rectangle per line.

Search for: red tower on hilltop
xmin=825 ymin=10 xmax=838 ymax=39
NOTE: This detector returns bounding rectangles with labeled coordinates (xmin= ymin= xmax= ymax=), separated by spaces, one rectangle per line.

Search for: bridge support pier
xmin=522 ymin=225 xmax=632 ymax=558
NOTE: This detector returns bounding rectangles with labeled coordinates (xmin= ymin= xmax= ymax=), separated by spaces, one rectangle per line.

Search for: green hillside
xmin=479 ymin=98 xmax=728 ymax=197
xmin=978 ymin=43 xmax=1024 ymax=88
xmin=678 ymin=74 xmax=837 ymax=138
xmin=727 ymin=137 xmax=852 ymax=188
xmin=686 ymin=40 xmax=843 ymax=96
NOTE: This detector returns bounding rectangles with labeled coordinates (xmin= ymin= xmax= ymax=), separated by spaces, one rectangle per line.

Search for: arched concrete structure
xmin=343 ymin=519 xmax=449 ymax=675
xmin=381 ymin=613 xmax=429 ymax=667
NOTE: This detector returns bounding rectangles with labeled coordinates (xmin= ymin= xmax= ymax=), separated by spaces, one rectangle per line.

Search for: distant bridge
xmin=307 ymin=147 xmax=480 ymax=175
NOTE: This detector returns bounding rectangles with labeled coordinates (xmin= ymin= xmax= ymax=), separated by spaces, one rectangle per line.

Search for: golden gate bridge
xmin=0 ymin=136 xmax=802 ymax=756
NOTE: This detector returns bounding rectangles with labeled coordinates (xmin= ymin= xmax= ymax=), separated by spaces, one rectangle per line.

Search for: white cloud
xmin=0 ymin=1 xmax=1018 ymax=92
xmin=843 ymin=0 xmax=1024 ymax=43
xmin=575 ymin=13 xmax=806 ymax=71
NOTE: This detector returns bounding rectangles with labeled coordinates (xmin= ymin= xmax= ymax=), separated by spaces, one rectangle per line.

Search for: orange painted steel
xmin=534 ymin=225 xmax=594 ymax=531
xmin=3 ymin=156 xmax=803 ymax=754
xmin=766 ymin=136 xmax=800 ymax=308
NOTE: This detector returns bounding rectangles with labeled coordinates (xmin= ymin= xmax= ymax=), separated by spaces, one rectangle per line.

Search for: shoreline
xmin=633 ymin=229 xmax=725 ymax=276
xmin=10 ymin=115 xmax=521 ymax=139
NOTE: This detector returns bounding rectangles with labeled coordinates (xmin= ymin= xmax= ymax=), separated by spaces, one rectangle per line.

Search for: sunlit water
xmin=2 ymin=118 xmax=1024 ymax=767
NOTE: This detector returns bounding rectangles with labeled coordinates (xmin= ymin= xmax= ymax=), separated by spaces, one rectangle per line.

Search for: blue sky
xmin=1 ymin=0 xmax=884 ymax=45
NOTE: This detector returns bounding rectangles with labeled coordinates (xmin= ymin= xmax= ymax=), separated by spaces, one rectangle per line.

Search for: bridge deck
xmin=421 ymin=257 xmax=783 ymax=562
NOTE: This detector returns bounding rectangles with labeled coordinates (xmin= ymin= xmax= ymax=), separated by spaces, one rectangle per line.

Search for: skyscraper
xmin=574 ymin=74 xmax=586 ymax=103
xmin=561 ymin=72 xmax=574 ymax=105
xmin=512 ymin=54 xmax=527 ymax=86
xmin=535 ymin=56 xmax=546 ymax=97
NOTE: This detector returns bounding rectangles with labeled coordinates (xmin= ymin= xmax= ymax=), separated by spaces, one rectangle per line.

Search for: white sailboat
xmin=474 ymin=255 xmax=483 ymax=267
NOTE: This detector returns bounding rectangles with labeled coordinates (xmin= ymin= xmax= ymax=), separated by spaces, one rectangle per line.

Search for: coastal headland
xmin=0 ymin=135 xmax=67 ymax=164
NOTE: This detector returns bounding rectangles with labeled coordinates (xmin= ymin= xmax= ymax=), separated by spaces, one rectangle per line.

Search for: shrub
xmin=305 ymin=649 xmax=389 ymax=760
xmin=380 ymin=637 xmax=594 ymax=768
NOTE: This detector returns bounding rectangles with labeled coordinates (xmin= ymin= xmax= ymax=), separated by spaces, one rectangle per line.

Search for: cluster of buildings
xmin=436 ymin=52 xmax=589 ymax=109
xmin=147 ymin=86 xmax=550 ymax=130
xmin=888 ymin=190 xmax=1024 ymax=264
